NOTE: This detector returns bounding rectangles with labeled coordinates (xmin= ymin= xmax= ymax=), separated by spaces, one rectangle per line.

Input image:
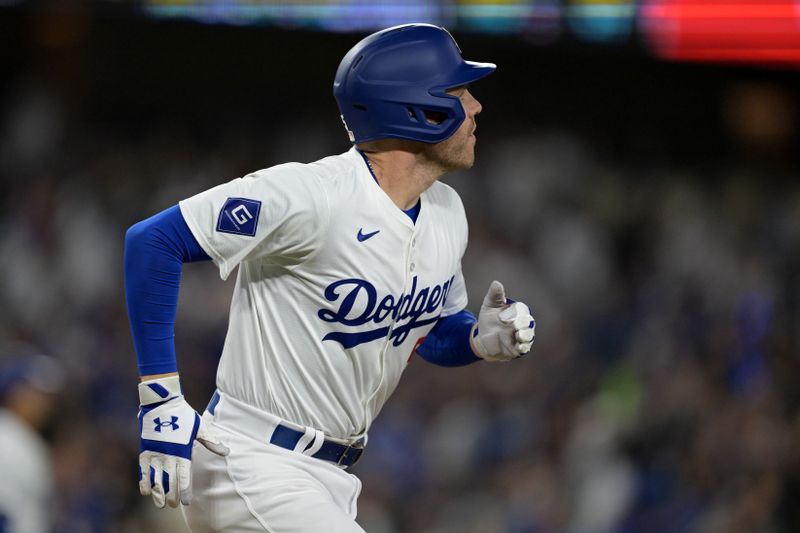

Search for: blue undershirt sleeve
xmin=416 ymin=309 xmax=481 ymax=367
xmin=124 ymin=205 xmax=211 ymax=376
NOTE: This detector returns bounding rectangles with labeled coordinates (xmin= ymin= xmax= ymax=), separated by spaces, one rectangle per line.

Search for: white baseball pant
xmin=182 ymin=396 xmax=364 ymax=533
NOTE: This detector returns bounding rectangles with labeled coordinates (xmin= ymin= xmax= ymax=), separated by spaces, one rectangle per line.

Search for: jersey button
xmin=410 ymin=262 xmax=415 ymax=272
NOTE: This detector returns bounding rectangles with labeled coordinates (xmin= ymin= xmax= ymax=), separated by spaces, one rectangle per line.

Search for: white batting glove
xmin=138 ymin=375 xmax=229 ymax=508
xmin=470 ymin=280 xmax=535 ymax=362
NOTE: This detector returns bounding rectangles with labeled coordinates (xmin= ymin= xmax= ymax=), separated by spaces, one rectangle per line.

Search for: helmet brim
xmin=432 ymin=60 xmax=496 ymax=93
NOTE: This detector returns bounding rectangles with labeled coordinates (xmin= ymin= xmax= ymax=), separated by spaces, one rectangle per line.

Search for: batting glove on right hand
xmin=471 ymin=280 xmax=535 ymax=362
xmin=138 ymin=375 xmax=229 ymax=508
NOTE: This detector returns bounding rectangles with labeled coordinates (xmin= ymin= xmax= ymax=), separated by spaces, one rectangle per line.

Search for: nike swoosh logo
xmin=357 ymin=228 xmax=380 ymax=242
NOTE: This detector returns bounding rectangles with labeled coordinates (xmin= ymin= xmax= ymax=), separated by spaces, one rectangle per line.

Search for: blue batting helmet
xmin=333 ymin=24 xmax=496 ymax=145
xmin=0 ymin=346 xmax=64 ymax=405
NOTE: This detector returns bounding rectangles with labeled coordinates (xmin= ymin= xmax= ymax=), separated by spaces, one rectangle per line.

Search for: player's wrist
xmin=469 ymin=323 xmax=487 ymax=359
xmin=138 ymin=374 xmax=182 ymax=405
xmin=140 ymin=371 xmax=179 ymax=382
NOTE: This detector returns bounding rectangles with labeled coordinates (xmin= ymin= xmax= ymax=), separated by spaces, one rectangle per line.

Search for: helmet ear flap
xmin=422 ymin=110 xmax=447 ymax=126
xmin=405 ymin=104 xmax=461 ymax=137
xmin=404 ymin=107 xmax=448 ymax=126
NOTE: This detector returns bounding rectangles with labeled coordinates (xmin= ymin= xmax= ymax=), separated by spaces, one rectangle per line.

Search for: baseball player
xmin=125 ymin=24 xmax=535 ymax=532
xmin=0 ymin=348 xmax=64 ymax=533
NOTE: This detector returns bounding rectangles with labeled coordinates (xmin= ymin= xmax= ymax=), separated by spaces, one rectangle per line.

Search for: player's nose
xmin=465 ymin=90 xmax=482 ymax=117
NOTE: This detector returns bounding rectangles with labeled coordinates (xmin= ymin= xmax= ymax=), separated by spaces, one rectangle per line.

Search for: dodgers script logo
xmin=318 ymin=276 xmax=454 ymax=349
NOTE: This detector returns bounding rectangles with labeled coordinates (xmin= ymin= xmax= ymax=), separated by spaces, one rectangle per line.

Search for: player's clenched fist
xmin=138 ymin=375 xmax=229 ymax=508
xmin=470 ymin=280 xmax=535 ymax=362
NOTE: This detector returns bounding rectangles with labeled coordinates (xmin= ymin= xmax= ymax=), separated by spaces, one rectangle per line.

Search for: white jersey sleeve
xmin=179 ymin=163 xmax=329 ymax=280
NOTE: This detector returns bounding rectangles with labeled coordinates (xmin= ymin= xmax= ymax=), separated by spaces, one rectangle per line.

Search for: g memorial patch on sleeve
xmin=216 ymin=197 xmax=262 ymax=237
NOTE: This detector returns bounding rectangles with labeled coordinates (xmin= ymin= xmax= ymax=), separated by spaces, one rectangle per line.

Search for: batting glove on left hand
xmin=471 ymin=280 xmax=535 ymax=362
xmin=138 ymin=375 xmax=229 ymax=508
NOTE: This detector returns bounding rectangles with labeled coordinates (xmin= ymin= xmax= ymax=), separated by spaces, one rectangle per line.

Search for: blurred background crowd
xmin=1 ymin=2 xmax=800 ymax=532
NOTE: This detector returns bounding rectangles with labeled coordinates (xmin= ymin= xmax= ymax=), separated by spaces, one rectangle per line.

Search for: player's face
xmin=425 ymin=86 xmax=483 ymax=171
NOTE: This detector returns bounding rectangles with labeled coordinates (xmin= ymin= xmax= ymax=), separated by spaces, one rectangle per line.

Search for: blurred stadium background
xmin=1 ymin=1 xmax=800 ymax=532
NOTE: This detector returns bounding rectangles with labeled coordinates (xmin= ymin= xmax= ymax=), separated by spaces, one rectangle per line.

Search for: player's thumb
xmin=483 ymin=280 xmax=507 ymax=308
xmin=196 ymin=421 xmax=230 ymax=457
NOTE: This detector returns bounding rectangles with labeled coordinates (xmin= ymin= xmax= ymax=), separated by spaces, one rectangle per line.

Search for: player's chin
xmin=444 ymin=156 xmax=473 ymax=172
xmin=460 ymin=149 xmax=476 ymax=169
xmin=435 ymin=143 xmax=475 ymax=171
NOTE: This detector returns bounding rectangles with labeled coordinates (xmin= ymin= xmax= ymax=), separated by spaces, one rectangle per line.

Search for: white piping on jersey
xmin=356 ymin=151 xmax=423 ymax=434
xmin=361 ymin=222 xmax=418 ymax=433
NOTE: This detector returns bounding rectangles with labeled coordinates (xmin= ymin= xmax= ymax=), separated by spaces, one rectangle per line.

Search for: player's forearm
xmin=124 ymin=205 xmax=211 ymax=376
xmin=415 ymin=309 xmax=481 ymax=367
xmin=140 ymin=372 xmax=179 ymax=382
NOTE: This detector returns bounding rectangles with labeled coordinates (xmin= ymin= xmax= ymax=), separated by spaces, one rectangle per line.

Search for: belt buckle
xmin=337 ymin=441 xmax=364 ymax=467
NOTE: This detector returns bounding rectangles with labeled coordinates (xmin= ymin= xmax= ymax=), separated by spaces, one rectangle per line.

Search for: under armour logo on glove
xmin=153 ymin=416 xmax=179 ymax=432
xmin=138 ymin=375 xmax=229 ymax=509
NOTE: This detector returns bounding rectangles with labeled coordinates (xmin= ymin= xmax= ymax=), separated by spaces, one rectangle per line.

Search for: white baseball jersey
xmin=179 ymin=147 xmax=468 ymax=440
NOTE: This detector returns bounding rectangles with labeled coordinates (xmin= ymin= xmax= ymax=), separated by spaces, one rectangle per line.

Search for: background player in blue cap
xmin=0 ymin=345 xmax=64 ymax=533
xmin=125 ymin=23 xmax=535 ymax=532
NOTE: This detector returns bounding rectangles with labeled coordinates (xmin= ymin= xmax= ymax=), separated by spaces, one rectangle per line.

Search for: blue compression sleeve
xmin=416 ymin=309 xmax=481 ymax=367
xmin=124 ymin=205 xmax=210 ymax=376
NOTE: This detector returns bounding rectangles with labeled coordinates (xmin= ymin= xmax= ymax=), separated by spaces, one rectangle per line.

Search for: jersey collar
xmin=349 ymin=147 xmax=424 ymax=230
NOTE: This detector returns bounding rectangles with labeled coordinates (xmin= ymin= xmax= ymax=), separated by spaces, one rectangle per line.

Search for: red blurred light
xmin=640 ymin=0 xmax=800 ymax=67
